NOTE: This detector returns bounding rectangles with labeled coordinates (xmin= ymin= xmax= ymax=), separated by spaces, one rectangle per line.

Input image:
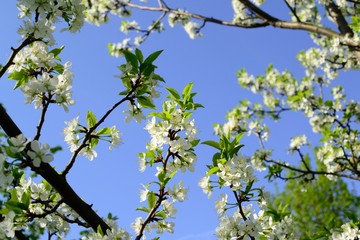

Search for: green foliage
xmin=270 ymin=175 xmax=360 ymax=239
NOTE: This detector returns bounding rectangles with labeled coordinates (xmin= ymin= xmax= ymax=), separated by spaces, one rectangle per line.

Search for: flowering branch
xmin=135 ymin=151 xmax=170 ymax=240
xmin=61 ymin=94 xmax=132 ymax=176
xmin=0 ymin=105 xmax=111 ymax=234
xmin=263 ymin=158 xmax=360 ymax=181
xmin=123 ymin=1 xmax=342 ymax=37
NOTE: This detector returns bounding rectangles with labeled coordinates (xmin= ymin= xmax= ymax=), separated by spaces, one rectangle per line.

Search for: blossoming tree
xmin=0 ymin=0 xmax=360 ymax=240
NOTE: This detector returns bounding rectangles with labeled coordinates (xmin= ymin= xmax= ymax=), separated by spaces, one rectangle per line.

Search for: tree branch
xmin=0 ymin=104 xmax=110 ymax=234
xmin=324 ymin=1 xmax=353 ymax=36
xmin=264 ymin=158 xmax=360 ymax=181
xmin=124 ymin=1 xmax=341 ymax=38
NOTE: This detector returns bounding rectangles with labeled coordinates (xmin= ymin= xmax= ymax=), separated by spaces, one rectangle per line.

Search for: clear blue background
xmin=1 ymin=1 xmax=359 ymax=239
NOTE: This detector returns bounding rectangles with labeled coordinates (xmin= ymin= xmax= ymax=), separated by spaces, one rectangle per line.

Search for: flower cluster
xmin=202 ymin=133 xmax=302 ymax=239
xmin=140 ymin=100 xmax=198 ymax=175
xmin=7 ymin=134 xmax=53 ymax=167
xmin=63 ymin=115 xmax=122 ymax=161
xmin=17 ymin=0 xmax=85 ymax=44
xmin=330 ymin=222 xmax=360 ymax=240
xmin=7 ymin=42 xmax=75 ymax=111
xmin=0 ymin=177 xmax=77 ymax=239
xmin=133 ymin=83 xmax=201 ymax=239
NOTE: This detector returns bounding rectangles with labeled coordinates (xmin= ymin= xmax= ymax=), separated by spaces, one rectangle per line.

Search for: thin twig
xmin=34 ymin=93 xmax=52 ymax=141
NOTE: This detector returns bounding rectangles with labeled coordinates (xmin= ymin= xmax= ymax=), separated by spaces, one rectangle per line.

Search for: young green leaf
xmin=86 ymin=110 xmax=97 ymax=128
xmin=123 ymin=50 xmax=138 ymax=71
xmin=137 ymin=96 xmax=156 ymax=109
xmin=136 ymin=207 xmax=150 ymax=213
xmin=147 ymin=192 xmax=157 ymax=209
xmin=53 ymin=63 xmax=64 ymax=74
xmin=97 ymin=127 xmax=111 ymax=135
xmin=165 ymin=87 xmax=181 ymax=100
xmin=202 ymin=140 xmax=221 ymax=150
xmin=207 ymin=166 xmax=220 ymax=176
xmin=143 ymin=50 xmax=163 ymax=66
xmin=135 ymin=48 xmax=144 ymax=63
xmin=49 ymin=46 xmax=65 ymax=60
xmin=182 ymin=82 xmax=194 ymax=101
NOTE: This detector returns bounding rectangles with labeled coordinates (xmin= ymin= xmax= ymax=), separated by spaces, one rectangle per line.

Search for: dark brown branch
xmin=124 ymin=1 xmax=341 ymax=39
xmin=124 ymin=2 xmax=268 ymax=28
xmin=264 ymin=158 xmax=360 ymax=181
xmin=34 ymin=93 xmax=52 ymax=141
xmin=239 ymin=0 xmax=279 ymax=22
xmin=324 ymin=1 xmax=353 ymax=36
xmin=15 ymin=230 xmax=29 ymax=240
xmin=0 ymin=104 xmax=110 ymax=234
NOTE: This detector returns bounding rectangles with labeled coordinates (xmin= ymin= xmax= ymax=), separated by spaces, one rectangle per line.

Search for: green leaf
xmin=147 ymin=192 xmax=157 ymax=209
xmin=182 ymin=82 xmax=194 ymax=101
xmin=191 ymin=139 xmax=200 ymax=147
xmin=212 ymin=152 xmax=221 ymax=166
xmin=90 ymin=137 xmax=99 ymax=148
xmin=202 ymin=140 xmax=221 ymax=150
xmin=8 ymin=69 xmax=27 ymax=81
xmin=166 ymin=87 xmax=181 ymax=100
xmin=49 ymin=46 xmax=65 ymax=60
xmin=136 ymin=207 xmax=150 ymax=213
xmin=8 ymin=69 xmax=28 ymax=89
xmin=97 ymin=127 xmax=111 ymax=135
xmin=155 ymin=210 xmax=166 ymax=219
xmin=152 ymin=73 xmax=165 ymax=82
xmin=148 ymin=112 xmax=167 ymax=119
xmin=21 ymin=192 xmax=30 ymax=208
xmin=143 ymin=50 xmax=163 ymax=66
xmin=5 ymin=201 xmax=28 ymax=214
xmin=50 ymin=146 xmax=62 ymax=154
xmin=207 ymin=166 xmax=220 ymax=176
xmin=86 ymin=110 xmax=97 ymax=128
xmin=158 ymin=170 xmax=165 ymax=184
xmin=137 ymin=96 xmax=156 ymax=109
xmin=97 ymin=225 xmax=104 ymax=236
xmin=194 ymin=103 xmax=205 ymax=109
xmin=135 ymin=48 xmax=144 ymax=63
xmin=123 ymin=50 xmax=138 ymax=71
xmin=53 ymin=63 xmax=64 ymax=74
xmin=163 ymin=171 xmax=177 ymax=186
xmin=119 ymin=89 xmax=130 ymax=96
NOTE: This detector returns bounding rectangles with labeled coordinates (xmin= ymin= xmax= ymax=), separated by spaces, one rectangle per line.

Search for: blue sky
xmin=1 ymin=1 xmax=359 ymax=240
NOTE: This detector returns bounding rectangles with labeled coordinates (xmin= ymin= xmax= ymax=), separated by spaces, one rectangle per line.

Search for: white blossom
xmin=27 ymin=140 xmax=54 ymax=167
